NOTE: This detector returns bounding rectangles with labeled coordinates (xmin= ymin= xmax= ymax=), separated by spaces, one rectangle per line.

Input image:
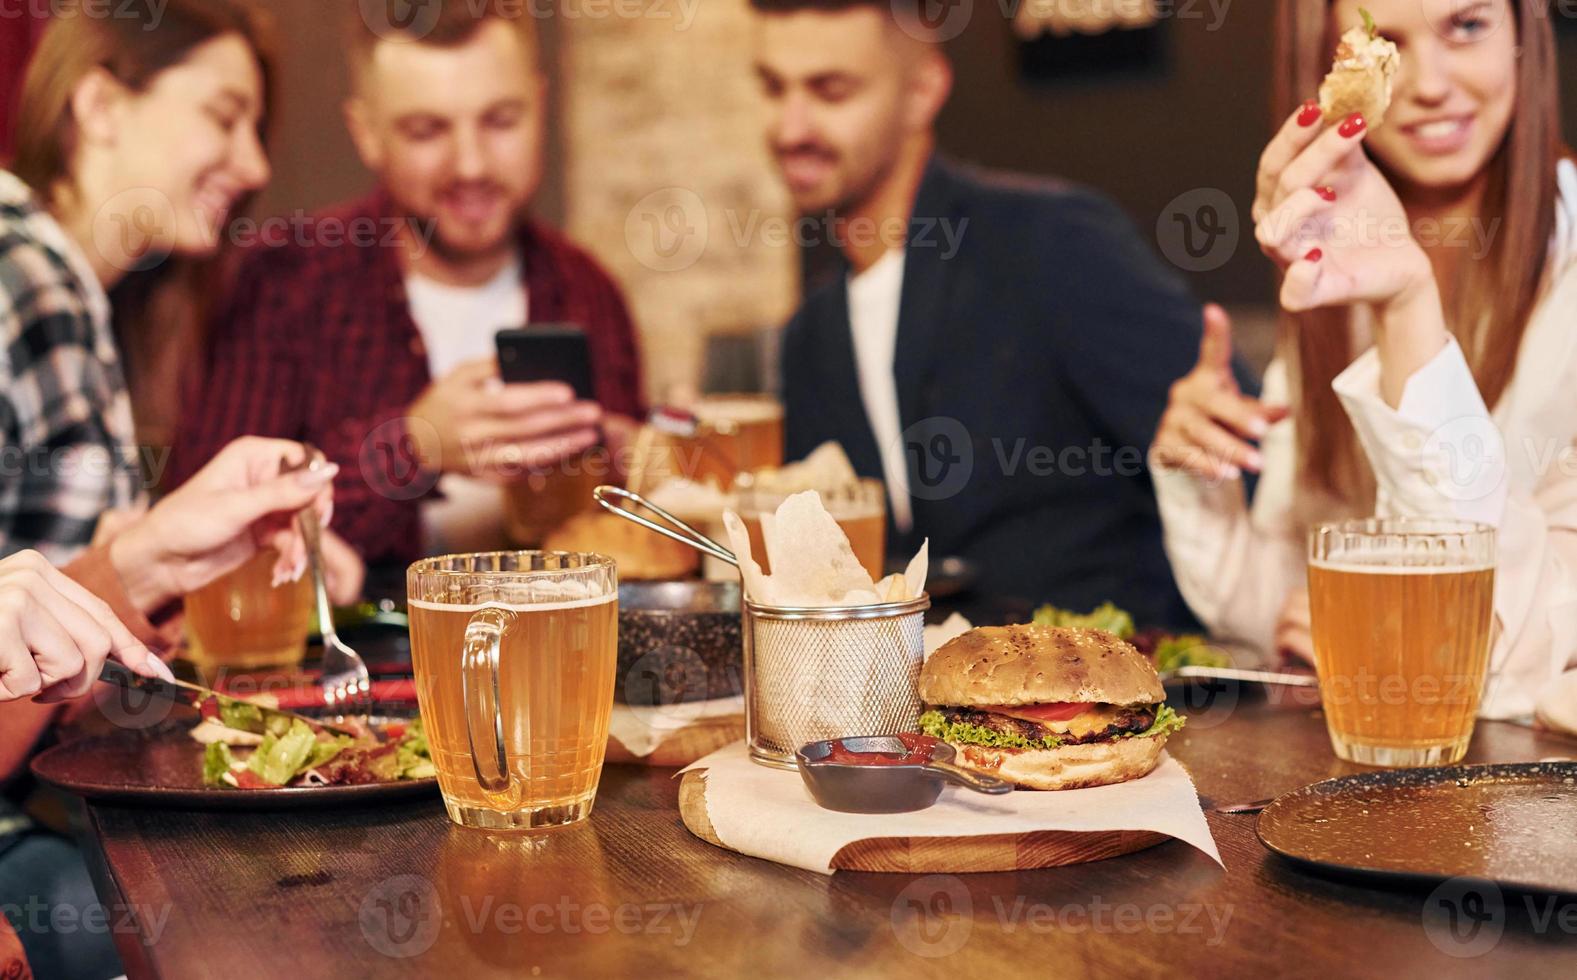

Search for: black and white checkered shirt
xmin=0 ymin=171 xmax=143 ymax=564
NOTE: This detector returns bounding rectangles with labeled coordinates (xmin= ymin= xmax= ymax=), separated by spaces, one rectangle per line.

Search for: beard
xmin=395 ymin=179 xmax=530 ymax=264
xmin=777 ymin=140 xmax=894 ymax=218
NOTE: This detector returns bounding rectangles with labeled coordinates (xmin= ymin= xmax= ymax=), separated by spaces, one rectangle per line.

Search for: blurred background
xmin=4 ymin=0 xmax=1576 ymax=397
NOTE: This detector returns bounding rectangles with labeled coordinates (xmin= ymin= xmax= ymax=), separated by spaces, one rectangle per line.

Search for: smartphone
xmin=496 ymin=324 xmax=595 ymax=401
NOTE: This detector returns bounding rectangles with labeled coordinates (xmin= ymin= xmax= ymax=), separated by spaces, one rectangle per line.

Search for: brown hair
xmin=13 ymin=0 xmax=273 ymax=197
xmin=346 ymin=0 xmax=539 ymax=84
xmin=1274 ymin=0 xmax=1567 ymax=507
xmin=10 ymin=0 xmax=274 ymax=458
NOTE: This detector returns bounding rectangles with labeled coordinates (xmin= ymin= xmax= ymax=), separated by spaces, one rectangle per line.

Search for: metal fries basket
xmin=594 ymin=486 xmax=930 ymax=769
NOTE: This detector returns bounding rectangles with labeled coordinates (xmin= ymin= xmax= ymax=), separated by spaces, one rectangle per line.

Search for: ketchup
xmin=822 ymin=732 xmax=940 ymax=766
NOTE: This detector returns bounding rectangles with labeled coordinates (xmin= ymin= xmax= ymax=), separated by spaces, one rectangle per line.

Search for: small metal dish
xmin=617 ymin=581 xmax=743 ymax=705
xmin=795 ymin=735 xmax=1014 ymax=814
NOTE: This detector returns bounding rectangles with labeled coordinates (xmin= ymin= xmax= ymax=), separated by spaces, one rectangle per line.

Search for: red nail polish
xmin=1339 ymin=113 xmax=1366 ymax=138
xmin=1304 ymin=247 xmax=1323 ymax=262
xmin=1316 ymin=186 xmax=1336 ymax=202
xmin=1297 ymin=100 xmax=1321 ymax=127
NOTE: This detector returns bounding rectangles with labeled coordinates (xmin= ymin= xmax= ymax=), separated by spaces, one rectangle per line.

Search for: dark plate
xmin=1257 ymin=762 xmax=1577 ymax=896
xmin=31 ymin=709 xmax=438 ymax=810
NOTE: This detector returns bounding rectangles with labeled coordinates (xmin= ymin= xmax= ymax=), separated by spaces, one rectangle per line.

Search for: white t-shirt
xmin=846 ymin=248 xmax=913 ymax=532
xmin=405 ymin=256 xmax=528 ymax=552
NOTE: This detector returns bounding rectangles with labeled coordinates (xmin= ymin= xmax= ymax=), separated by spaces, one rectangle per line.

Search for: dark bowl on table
xmin=617 ymin=581 xmax=743 ymax=706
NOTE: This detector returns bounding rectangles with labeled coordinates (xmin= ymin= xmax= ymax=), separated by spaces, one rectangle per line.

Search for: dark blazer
xmin=781 ymin=157 xmax=1255 ymax=629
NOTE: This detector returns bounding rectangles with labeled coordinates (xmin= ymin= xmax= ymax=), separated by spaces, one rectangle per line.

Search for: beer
xmin=503 ymin=447 xmax=613 ymax=546
xmin=408 ymin=552 xmax=618 ymax=830
xmin=739 ymin=478 xmax=887 ymax=582
xmin=690 ymin=396 xmax=784 ymax=488
xmin=647 ymin=395 xmax=784 ymax=490
xmin=741 ymin=510 xmax=886 ymax=583
xmin=186 ymin=549 xmax=313 ymax=673
xmin=1307 ymin=519 xmax=1495 ymax=767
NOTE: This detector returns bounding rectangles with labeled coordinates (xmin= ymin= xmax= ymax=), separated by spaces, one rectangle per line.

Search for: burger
xmin=918 ymin=625 xmax=1184 ymax=791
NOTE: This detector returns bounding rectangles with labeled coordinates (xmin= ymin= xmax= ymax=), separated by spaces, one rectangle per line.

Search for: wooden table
xmin=74 ymin=682 xmax=1577 ymax=979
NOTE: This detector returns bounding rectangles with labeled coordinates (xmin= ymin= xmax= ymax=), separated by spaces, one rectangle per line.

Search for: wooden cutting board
xmin=678 ymin=769 xmax=1168 ymax=873
xmin=605 ymin=713 xmax=745 ymax=767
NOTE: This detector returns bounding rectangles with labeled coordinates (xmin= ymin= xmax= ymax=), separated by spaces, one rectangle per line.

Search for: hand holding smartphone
xmin=496 ymin=324 xmax=595 ymax=401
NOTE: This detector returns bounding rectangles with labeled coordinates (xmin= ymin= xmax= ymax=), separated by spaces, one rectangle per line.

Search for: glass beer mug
xmin=408 ymin=552 xmax=618 ymax=830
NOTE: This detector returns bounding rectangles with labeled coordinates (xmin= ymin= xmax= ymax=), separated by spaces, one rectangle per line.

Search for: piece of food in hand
xmin=918 ymin=625 xmax=1185 ymax=790
xmin=542 ymin=510 xmax=699 ymax=580
xmin=1318 ymin=9 xmax=1399 ymax=126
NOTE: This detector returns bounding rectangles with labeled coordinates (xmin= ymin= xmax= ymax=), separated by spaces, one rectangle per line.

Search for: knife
xmin=98 ymin=660 xmax=359 ymax=737
xmin=1159 ymin=665 xmax=1320 ymax=687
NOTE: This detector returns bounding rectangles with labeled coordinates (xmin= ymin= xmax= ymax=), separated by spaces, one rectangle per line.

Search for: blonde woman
xmin=1151 ymin=0 xmax=1577 ymax=722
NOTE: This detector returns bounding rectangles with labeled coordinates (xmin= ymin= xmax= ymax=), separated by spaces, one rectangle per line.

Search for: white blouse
xmin=1153 ymin=158 xmax=1577 ymax=721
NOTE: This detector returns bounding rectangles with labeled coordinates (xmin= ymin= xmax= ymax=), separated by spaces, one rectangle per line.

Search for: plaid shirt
xmin=0 ymin=172 xmax=143 ymax=565
xmin=170 ymin=191 xmax=645 ymax=565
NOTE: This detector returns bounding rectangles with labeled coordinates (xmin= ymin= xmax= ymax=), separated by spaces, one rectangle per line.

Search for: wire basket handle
xmin=593 ymin=485 xmax=739 ymax=567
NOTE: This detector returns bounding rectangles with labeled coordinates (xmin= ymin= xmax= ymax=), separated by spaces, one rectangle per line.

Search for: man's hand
xmin=108 ymin=438 xmax=338 ymax=612
xmin=406 ymin=358 xmax=602 ymax=483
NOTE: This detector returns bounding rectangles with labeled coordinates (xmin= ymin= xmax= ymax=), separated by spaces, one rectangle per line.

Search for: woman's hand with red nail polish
xmin=1252 ymin=98 xmax=1432 ymax=318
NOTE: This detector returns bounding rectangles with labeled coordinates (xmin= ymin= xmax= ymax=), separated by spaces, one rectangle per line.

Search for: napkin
xmin=923 ymin=613 xmax=974 ymax=659
xmin=607 ymin=695 xmax=746 ymax=758
xmin=722 ymin=490 xmax=928 ymax=607
xmin=680 ymin=741 xmax=1222 ymax=875
xmin=747 ymin=441 xmax=859 ymax=495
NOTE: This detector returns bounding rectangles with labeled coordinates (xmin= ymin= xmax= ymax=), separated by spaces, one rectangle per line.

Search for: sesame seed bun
xmin=920 ymin=625 xmax=1165 ymax=708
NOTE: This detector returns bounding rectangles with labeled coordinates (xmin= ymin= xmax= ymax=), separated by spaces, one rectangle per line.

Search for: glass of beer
xmin=1307 ymin=518 xmax=1496 ymax=767
xmin=503 ymin=446 xmax=613 ymax=546
xmin=737 ymin=478 xmax=888 ymax=582
xmin=185 ymin=549 xmax=314 ymax=673
xmin=408 ymin=551 xmax=619 ymax=831
xmin=662 ymin=395 xmax=783 ymax=489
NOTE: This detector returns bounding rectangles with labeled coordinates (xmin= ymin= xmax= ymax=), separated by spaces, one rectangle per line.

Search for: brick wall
xmin=556 ymin=0 xmax=798 ymax=403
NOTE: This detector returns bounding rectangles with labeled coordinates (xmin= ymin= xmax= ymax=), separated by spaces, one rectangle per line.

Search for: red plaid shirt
xmin=170 ymin=192 xmax=644 ymax=565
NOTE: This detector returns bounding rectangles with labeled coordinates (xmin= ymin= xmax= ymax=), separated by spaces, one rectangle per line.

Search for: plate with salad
xmin=1029 ymin=601 xmax=1235 ymax=674
xmin=31 ymin=696 xmax=438 ymax=810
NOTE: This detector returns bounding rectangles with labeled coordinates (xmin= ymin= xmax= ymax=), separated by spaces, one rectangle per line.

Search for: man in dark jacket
xmin=753 ymin=0 xmax=1252 ymax=627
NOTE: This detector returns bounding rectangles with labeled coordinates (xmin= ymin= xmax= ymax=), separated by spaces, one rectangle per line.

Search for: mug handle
xmin=462 ymin=606 xmax=516 ymax=793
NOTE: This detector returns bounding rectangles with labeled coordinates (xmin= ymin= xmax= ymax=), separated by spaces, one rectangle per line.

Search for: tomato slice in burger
xmin=999 ymin=702 xmax=1091 ymax=723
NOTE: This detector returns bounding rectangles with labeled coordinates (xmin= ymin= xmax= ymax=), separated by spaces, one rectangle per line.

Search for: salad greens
xmin=1127 ymin=704 xmax=1186 ymax=741
xmin=1152 ymin=634 xmax=1231 ymax=673
xmin=919 ymin=710 xmax=1062 ymax=751
xmin=1031 ymin=601 xmax=1135 ymax=638
xmin=1030 ymin=602 xmax=1232 ymax=672
xmin=201 ymin=716 xmax=434 ymax=788
xmin=918 ymin=704 xmax=1186 ymax=751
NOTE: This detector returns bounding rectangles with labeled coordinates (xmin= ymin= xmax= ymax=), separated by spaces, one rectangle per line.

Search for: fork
xmin=290 ymin=449 xmax=371 ymax=717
